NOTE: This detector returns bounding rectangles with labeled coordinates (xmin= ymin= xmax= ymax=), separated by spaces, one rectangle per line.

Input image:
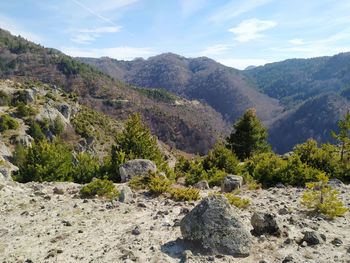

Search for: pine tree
xmin=331 ymin=112 xmax=350 ymax=162
xmin=226 ymin=108 xmax=270 ymax=160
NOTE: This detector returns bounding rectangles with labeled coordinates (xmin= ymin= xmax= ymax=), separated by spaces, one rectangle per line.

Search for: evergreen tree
xmin=226 ymin=108 xmax=270 ymax=160
xmin=331 ymin=112 xmax=350 ymax=162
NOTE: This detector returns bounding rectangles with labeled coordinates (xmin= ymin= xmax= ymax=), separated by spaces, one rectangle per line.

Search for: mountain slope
xmin=269 ymin=93 xmax=350 ymax=153
xmin=245 ymin=53 xmax=350 ymax=108
xmin=0 ymin=29 xmax=227 ymax=154
xmin=78 ymin=54 xmax=283 ymax=123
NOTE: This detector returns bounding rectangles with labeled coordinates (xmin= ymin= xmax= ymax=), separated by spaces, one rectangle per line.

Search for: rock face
xmin=119 ymin=159 xmax=157 ymax=182
xmin=251 ymin=212 xmax=281 ymax=236
xmin=221 ymin=175 xmax=243 ymax=193
xmin=118 ymin=186 xmax=133 ymax=203
xmin=180 ymin=195 xmax=252 ymax=257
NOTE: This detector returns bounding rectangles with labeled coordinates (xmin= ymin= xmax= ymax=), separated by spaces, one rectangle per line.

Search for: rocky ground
xmin=0 ymin=178 xmax=349 ymax=263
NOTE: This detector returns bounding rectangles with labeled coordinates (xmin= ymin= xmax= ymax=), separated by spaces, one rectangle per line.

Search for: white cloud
xmin=289 ymin=38 xmax=305 ymax=45
xmin=229 ymin=18 xmax=277 ymax=43
xmin=199 ymin=44 xmax=232 ymax=56
xmin=218 ymin=58 xmax=269 ymax=70
xmin=69 ymin=26 xmax=122 ymax=44
xmin=62 ymin=46 xmax=154 ymax=60
xmin=209 ymin=0 xmax=274 ymax=23
xmin=0 ymin=15 xmax=43 ymax=43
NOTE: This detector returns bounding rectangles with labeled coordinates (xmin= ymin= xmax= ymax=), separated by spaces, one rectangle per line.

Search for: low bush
xmin=128 ymin=175 xmax=151 ymax=190
xmin=71 ymin=152 xmax=100 ymax=183
xmin=224 ymin=193 xmax=250 ymax=208
xmin=80 ymin=178 xmax=119 ymax=199
xmin=168 ymin=187 xmax=200 ymax=201
xmin=0 ymin=114 xmax=19 ymax=132
xmin=246 ymin=180 xmax=262 ymax=190
xmin=301 ymin=173 xmax=348 ymax=219
xmin=148 ymin=174 xmax=171 ymax=195
xmin=16 ymin=102 xmax=37 ymax=118
xmin=0 ymin=91 xmax=10 ymax=106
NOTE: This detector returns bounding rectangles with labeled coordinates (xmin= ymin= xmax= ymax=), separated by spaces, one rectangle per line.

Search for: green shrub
xmin=13 ymin=139 xmax=73 ymax=182
xmin=0 ymin=91 xmax=10 ymax=106
xmin=224 ymin=193 xmax=251 ymax=208
xmin=0 ymin=114 xmax=19 ymax=132
xmin=128 ymin=175 xmax=151 ymax=190
xmin=203 ymin=143 xmax=240 ymax=174
xmin=71 ymin=152 xmax=100 ymax=183
xmin=301 ymin=173 xmax=348 ymax=219
xmin=16 ymin=102 xmax=37 ymax=118
xmin=148 ymin=174 xmax=171 ymax=195
xmin=247 ymin=180 xmax=262 ymax=190
xmin=50 ymin=116 xmax=65 ymax=136
xmin=80 ymin=178 xmax=119 ymax=199
xmin=28 ymin=120 xmax=46 ymax=141
xmin=168 ymin=187 xmax=200 ymax=201
xmin=206 ymin=168 xmax=227 ymax=187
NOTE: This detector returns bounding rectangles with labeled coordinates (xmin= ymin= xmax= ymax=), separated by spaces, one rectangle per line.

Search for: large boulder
xmin=118 ymin=185 xmax=133 ymax=203
xmin=119 ymin=159 xmax=157 ymax=182
xmin=221 ymin=175 xmax=243 ymax=193
xmin=251 ymin=212 xmax=281 ymax=236
xmin=180 ymin=195 xmax=252 ymax=257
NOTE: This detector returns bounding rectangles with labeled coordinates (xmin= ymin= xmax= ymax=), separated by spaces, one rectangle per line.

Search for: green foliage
xmin=0 ymin=114 xmax=19 ymax=132
xmin=51 ymin=116 xmax=65 ymax=136
xmin=15 ymin=102 xmax=37 ymax=118
xmin=168 ymin=187 xmax=200 ymax=201
xmin=244 ymin=152 xmax=321 ymax=187
xmin=246 ymin=180 xmax=262 ymax=190
xmin=301 ymin=173 xmax=348 ymax=219
xmin=28 ymin=121 xmax=46 ymax=141
xmin=109 ymin=114 xmax=164 ymax=182
xmin=71 ymin=152 xmax=100 ymax=183
xmin=331 ymin=112 xmax=350 ymax=162
xmin=128 ymin=175 xmax=151 ymax=191
xmin=226 ymin=108 xmax=270 ymax=161
xmin=136 ymin=88 xmax=177 ymax=103
xmin=203 ymin=142 xmax=240 ymax=174
xmin=0 ymin=91 xmax=10 ymax=106
xmin=13 ymin=139 xmax=73 ymax=183
xmin=80 ymin=178 xmax=119 ymax=199
xmin=148 ymin=174 xmax=172 ymax=195
xmin=206 ymin=168 xmax=227 ymax=187
xmin=224 ymin=193 xmax=251 ymax=208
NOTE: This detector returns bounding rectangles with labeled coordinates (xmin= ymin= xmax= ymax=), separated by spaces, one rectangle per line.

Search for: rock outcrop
xmin=180 ymin=195 xmax=252 ymax=257
xmin=221 ymin=175 xmax=243 ymax=193
xmin=119 ymin=159 xmax=157 ymax=182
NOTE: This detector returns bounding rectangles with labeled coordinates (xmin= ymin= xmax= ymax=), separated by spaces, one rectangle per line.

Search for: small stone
xmin=300 ymin=231 xmax=323 ymax=246
xmin=221 ymin=175 xmax=243 ymax=193
xmin=180 ymin=207 xmax=190 ymax=214
xmin=278 ymin=208 xmax=289 ymax=215
xmin=119 ymin=186 xmax=133 ymax=203
xmin=194 ymin=180 xmax=209 ymax=190
xmin=251 ymin=212 xmax=281 ymax=237
xmin=25 ymin=260 xmax=34 ymax=263
xmin=53 ymin=187 xmax=64 ymax=195
xmin=137 ymin=202 xmax=147 ymax=208
xmin=282 ymin=255 xmax=294 ymax=263
xmin=131 ymin=226 xmax=141 ymax=235
xmin=62 ymin=220 xmax=72 ymax=226
xmin=331 ymin=238 xmax=343 ymax=247
xmin=78 ymin=230 xmax=83 ymax=233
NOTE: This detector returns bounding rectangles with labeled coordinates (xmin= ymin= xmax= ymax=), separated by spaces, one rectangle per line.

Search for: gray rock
xmin=57 ymin=103 xmax=71 ymax=119
xmin=180 ymin=195 xmax=252 ymax=257
xmin=328 ymin=178 xmax=344 ymax=188
xmin=251 ymin=212 xmax=281 ymax=236
xmin=119 ymin=186 xmax=133 ymax=203
xmin=16 ymin=134 xmax=33 ymax=147
xmin=24 ymin=89 xmax=35 ymax=102
xmin=300 ymin=231 xmax=325 ymax=246
xmin=221 ymin=175 xmax=243 ymax=193
xmin=194 ymin=180 xmax=209 ymax=190
xmin=119 ymin=159 xmax=157 ymax=182
xmin=331 ymin=237 xmax=343 ymax=247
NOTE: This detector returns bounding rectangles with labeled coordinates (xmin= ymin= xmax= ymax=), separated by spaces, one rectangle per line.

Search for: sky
xmin=1 ymin=0 xmax=350 ymax=69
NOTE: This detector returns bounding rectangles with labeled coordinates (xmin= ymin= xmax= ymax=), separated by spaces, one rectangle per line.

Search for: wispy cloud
xmin=180 ymin=0 xmax=208 ymax=17
xmin=62 ymin=46 xmax=154 ymax=60
xmin=209 ymin=0 xmax=274 ymax=23
xmin=229 ymin=18 xmax=276 ymax=43
xmin=199 ymin=44 xmax=232 ymax=56
xmin=70 ymin=26 xmax=122 ymax=44
xmin=0 ymin=15 xmax=43 ymax=43
xmin=288 ymin=38 xmax=305 ymax=45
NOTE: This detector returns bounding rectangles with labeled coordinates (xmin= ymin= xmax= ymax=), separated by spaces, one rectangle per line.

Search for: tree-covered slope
xmin=0 ymin=28 xmax=227 ymax=154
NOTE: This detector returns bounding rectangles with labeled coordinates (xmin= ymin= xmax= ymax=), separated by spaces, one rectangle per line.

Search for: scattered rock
xmin=221 ymin=175 xmax=243 ymax=193
xmin=118 ymin=186 xmax=133 ymax=203
xmin=131 ymin=226 xmax=141 ymax=235
xmin=62 ymin=220 xmax=72 ymax=226
xmin=299 ymin=231 xmax=324 ymax=246
xmin=251 ymin=212 xmax=281 ymax=236
xmin=180 ymin=195 xmax=252 ymax=257
xmin=119 ymin=159 xmax=157 ymax=182
xmin=57 ymin=103 xmax=71 ymax=119
xmin=282 ymin=255 xmax=294 ymax=263
xmin=331 ymin=237 xmax=343 ymax=247
xmin=278 ymin=208 xmax=289 ymax=215
xmin=194 ymin=180 xmax=209 ymax=190
xmin=53 ymin=187 xmax=64 ymax=195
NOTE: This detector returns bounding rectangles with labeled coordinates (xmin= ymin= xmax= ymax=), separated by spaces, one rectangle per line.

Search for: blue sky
xmin=1 ymin=0 xmax=350 ymax=69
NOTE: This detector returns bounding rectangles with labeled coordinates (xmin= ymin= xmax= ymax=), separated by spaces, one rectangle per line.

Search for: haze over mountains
xmin=1 ymin=27 xmax=350 ymax=154
xmin=79 ymin=52 xmax=350 ymax=153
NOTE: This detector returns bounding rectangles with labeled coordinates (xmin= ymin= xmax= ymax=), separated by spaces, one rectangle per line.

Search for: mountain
xmin=269 ymin=93 xmax=350 ymax=153
xmin=245 ymin=53 xmax=350 ymax=108
xmin=78 ymin=54 xmax=283 ymax=123
xmin=0 ymin=29 xmax=227 ymax=154
xmin=80 ymin=52 xmax=350 ymax=154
